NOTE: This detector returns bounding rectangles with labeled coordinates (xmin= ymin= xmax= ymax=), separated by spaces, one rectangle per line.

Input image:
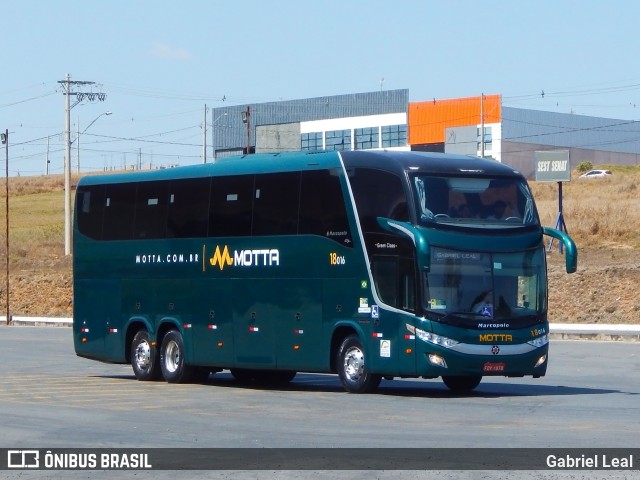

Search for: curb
xmin=4 ymin=316 xmax=73 ymax=327
xmin=2 ymin=317 xmax=640 ymax=342
xmin=549 ymin=323 xmax=640 ymax=342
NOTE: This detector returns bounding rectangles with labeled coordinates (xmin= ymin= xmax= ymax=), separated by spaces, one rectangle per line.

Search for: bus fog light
xmin=534 ymin=354 xmax=547 ymax=368
xmin=428 ymin=354 xmax=447 ymax=368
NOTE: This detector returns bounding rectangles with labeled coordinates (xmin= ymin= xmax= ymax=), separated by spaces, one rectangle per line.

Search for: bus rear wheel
xmin=337 ymin=335 xmax=381 ymax=394
xmin=442 ymin=375 xmax=482 ymax=393
xmin=160 ymin=330 xmax=195 ymax=383
xmin=131 ymin=330 xmax=161 ymax=381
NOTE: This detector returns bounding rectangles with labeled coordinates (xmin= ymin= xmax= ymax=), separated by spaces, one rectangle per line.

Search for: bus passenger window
xmin=103 ymin=183 xmax=136 ymax=240
xmin=210 ymin=175 xmax=254 ymax=237
xmin=167 ymin=178 xmax=210 ymax=238
xmin=349 ymin=168 xmax=409 ymax=231
xmin=299 ymin=170 xmax=352 ymax=246
xmin=253 ymin=172 xmax=300 ymax=236
xmin=134 ymin=181 xmax=169 ymax=239
xmin=76 ymin=185 xmax=105 ymax=240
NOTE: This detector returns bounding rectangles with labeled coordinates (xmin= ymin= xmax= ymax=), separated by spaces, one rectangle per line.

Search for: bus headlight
xmin=527 ymin=335 xmax=549 ymax=348
xmin=414 ymin=327 xmax=459 ymax=349
xmin=534 ymin=354 xmax=547 ymax=368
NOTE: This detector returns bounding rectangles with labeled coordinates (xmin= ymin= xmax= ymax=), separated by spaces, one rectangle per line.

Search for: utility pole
xmin=480 ymin=93 xmax=485 ymax=158
xmin=76 ymin=117 xmax=80 ymax=174
xmin=45 ymin=136 xmax=50 ymax=175
xmin=242 ymin=106 xmax=251 ymax=154
xmin=58 ymin=73 xmax=106 ymax=256
xmin=203 ymin=104 xmax=207 ymax=164
xmin=2 ymin=129 xmax=9 ymax=325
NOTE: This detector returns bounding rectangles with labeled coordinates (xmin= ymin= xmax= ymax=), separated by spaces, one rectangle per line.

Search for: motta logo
xmin=208 ymin=245 xmax=280 ymax=271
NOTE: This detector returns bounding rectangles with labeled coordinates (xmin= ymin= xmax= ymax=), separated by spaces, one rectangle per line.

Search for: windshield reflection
xmin=413 ymin=175 xmax=539 ymax=227
xmin=424 ymin=247 xmax=547 ymax=327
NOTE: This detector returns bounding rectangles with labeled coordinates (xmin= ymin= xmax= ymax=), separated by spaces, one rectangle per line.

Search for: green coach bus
xmin=73 ymin=150 xmax=577 ymax=393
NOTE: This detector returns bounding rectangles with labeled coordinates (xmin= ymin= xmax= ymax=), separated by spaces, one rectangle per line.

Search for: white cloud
xmin=150 ymin=42 xmax=193 ymax=60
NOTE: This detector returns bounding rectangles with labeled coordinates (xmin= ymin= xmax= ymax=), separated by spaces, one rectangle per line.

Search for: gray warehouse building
xmin=208 ymin=89 xmax=640 ymax=178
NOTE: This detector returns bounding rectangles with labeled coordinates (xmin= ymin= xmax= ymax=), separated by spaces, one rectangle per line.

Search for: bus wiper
xmin=429 ymin=311 xmax=489 ymax=325
xmin=442 ymin=311 xmax=489 ymax=320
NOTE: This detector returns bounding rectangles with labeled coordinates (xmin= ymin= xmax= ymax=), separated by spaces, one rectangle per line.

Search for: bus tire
xmin=442 ymin=375 xmax=482 ymax=393
xmin=131 ymin=330 xmax=161 ymax=381
xmin=337 ymin=334 xmax=381 ymax=394
xmin=160 ymin=330 xmax=194 ymax=383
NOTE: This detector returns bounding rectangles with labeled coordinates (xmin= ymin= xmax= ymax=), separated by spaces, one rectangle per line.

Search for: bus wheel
xmin=337 ymin=335 xmax=381 ymax=394
xmin=160 ymin=330 xmax=194 ymax=383
xmin=131 ymin=330 xmax=161 ymax=381
xmin=442 ymin=375 xmax=482 ymax=393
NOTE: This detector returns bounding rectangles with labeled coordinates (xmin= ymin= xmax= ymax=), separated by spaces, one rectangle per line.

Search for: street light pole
xmin=2 ymin=129 xmax=9 ymax=325
xmin=76 ymin=111 xmax=112 ymax=173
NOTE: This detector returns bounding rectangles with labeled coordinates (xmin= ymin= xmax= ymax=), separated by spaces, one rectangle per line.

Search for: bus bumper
xmin=416 ymin=342 xmax=549 ymax=378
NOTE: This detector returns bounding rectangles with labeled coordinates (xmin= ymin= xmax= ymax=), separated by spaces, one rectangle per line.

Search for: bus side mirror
xmin=376 ymin=217 xmax=430 ymax=269
xmin=543 ymin=227 xmax=578 ymax=273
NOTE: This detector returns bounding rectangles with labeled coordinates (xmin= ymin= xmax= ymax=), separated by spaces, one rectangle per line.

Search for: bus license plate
xmin=483 ymin=362 xmax=506 ymax=373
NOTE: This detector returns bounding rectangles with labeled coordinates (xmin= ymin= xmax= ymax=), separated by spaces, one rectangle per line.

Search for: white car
xmin=579 ymin=169 xmax=612 ymax=178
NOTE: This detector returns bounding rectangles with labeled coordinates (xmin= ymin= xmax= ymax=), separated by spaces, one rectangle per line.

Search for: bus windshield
xmin=412 ymin=175 xmax=539 ymax=227
xmin=424 ymin=246 xmax=547 ymax=327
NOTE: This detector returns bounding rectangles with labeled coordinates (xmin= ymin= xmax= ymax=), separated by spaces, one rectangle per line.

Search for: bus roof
xmin=339 ymin=150 xmax=523 ymax=178
xmin=77 ymin=151 xmax=343 ymax=186
xmin=77 ymin=150 xmax=522 ymax=186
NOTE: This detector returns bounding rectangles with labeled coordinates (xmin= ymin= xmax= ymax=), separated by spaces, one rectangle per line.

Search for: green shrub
xmin=577 ymin=161 xmax=593 ymax=173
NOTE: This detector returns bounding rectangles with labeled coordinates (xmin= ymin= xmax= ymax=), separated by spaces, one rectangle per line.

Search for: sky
xmin=3 ymin=0 xmax=640 ymax=176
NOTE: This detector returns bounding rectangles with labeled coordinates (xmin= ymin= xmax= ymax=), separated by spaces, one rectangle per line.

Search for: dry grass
xmin=532 ymin=165 xmax=640 ymax=324
xmin=0 ymin=167 xmax=638 ymax=322
xmin=531 ymin=166 xmax=640 ymax=248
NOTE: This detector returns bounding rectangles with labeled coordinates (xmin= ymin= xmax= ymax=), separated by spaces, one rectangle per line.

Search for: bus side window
xmin=134 ymin=181 xmax=169 ymax=239
xmin=349 ymin=168 xmax=409 ymax=231
xmin=210 ymin=175 xmax=254 ymax=237
xmin=253 ymin=172 xmax=300 ymax=236
xmin=167 ymin=178 xmax=211 ymax=238
xmin=299 ymin=169 xmax=352 ymax=246
xmin=371 ymin=255 xmax=416 ymax=312
xmin=76 ymin=185 xmax=105 ymax=240
xmin=103 ymin=183 xmax=137 ymax=241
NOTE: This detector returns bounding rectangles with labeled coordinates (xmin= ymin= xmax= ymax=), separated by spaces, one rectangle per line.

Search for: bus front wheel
xmin=131 ymin=330 xmax=161 ymax=381
xmin=442 ymin=375 xmax=482 ymax=393
xmin=336 ymin=335 xmax=381 ymax=394
xmin=160 ymin=330 xmax=194 ymax=383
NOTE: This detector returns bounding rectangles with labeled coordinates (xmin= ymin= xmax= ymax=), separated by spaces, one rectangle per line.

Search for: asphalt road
xmin=1 ymin=326 xmax=638 ymax=480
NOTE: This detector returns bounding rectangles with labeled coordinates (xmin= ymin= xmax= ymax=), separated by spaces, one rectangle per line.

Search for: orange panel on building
xmin=408 ymin=95 xmax=501 ymax=145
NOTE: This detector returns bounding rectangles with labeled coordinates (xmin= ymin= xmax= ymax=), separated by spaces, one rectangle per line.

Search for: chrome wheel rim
xmin=343 ymin=346 xmax=365 ymax=382
xmin=134 ymin=340 xmax=151 ymax=372
xmin=164 ymin=340 xmax=180 ymax=373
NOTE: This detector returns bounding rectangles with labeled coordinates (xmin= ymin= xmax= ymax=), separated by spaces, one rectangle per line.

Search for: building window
xmin=381 ymin=124 xmax=407 ymax=148
xmin=477 ymin=126 xmax=492 ymax=152
xmin=325 ymin=129 xmax=352 ymax=151
xmin=301 ymin=132 xmax=322 ymax=151
xmin=355 ymin=127 xmax=379 ymax=150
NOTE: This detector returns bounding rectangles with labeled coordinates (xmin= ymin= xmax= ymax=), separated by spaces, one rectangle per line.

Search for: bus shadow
xmin=202 ymin=373 xmax=626 ymax=398
xmin=95 ymin=372 xmax=625 ymax=398
xmin=375 ymin=379 xmax=625 ymax=398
